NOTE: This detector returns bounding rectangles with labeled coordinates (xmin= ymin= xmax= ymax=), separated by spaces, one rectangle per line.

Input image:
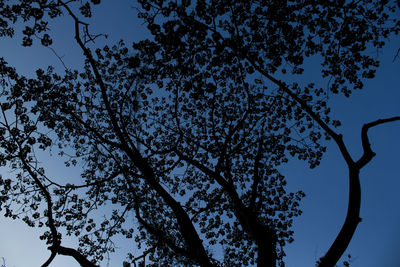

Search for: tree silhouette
xmin=0 ymin=1 xmax=399 ymax=266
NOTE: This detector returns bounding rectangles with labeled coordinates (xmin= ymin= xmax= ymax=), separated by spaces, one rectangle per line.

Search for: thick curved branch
xmin=20 ymin=155 xmax=98 ymax=267
xmin=319 ymin=116 xmax=400 ymax=266
xmin=41 ymin=251 xmax=57 ymax=267
xmin=1 ymin=106 xmax=60 ymax=265
xmin=356 ymin=116 xmax=400 ymax=168
xmin=49 ymin=245 xmax=99 ymax=267
xmin=20 ymin=156 xmax=59 ymax=245
xmin=59 ymin=4 xmax=213 ymax=265
xmin=59 ymin=0 xmax=131 ymax=152
xmin=174 ymin=148 xmax=277 ymax=266
xmin=246 ymin=58 xmax=400 ymax=267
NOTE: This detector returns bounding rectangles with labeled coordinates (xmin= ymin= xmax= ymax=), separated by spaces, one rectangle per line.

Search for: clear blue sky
xmin=0 ymin=1 xmax=399 ymax=266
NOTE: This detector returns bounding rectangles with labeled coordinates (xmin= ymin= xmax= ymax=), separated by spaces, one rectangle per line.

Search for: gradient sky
xmin=0 ymin=1 xmax=399 ymax=267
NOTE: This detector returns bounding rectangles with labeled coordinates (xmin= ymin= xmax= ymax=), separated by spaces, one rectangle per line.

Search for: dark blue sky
xmin=0 ymin=1 xmax=399 ymax=266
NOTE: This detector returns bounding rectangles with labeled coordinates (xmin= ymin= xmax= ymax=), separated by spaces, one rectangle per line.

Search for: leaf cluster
xmin=0 ymin=1 xmax=399 ymax=266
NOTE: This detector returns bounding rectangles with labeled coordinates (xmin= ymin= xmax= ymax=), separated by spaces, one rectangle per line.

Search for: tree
xmin=0 ymin=0 xmax=399 ymax=266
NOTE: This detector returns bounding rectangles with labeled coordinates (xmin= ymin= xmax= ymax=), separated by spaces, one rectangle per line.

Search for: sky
xmin=0 ymin=1 xmax=399 ymax=267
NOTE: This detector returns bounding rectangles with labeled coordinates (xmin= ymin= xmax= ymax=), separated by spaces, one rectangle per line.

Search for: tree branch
xmin=133 ymin=202 xmax=189 ymax=257
xmin=59 ymin=6 xmax=213 ymax=266
xmin=41 ymin=251 xmax=57 ymax=267
xmin=49 ymin=245 xmax=99 ymax=267
xmin=356 ymin=116 xmax=400 ymax=168
xmin=246 ymin=58 xmax=354 ymax=166
xmin=173 ymin=148 xmax=230 ymax=189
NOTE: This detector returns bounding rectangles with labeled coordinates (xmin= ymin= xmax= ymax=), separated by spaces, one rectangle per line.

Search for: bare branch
xmin=356 ymin=116 xmax=400 ymax=168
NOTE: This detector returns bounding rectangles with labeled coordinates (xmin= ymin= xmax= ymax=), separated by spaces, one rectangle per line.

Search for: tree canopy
xmin=0 ymin=1 xmax=399 ymax=266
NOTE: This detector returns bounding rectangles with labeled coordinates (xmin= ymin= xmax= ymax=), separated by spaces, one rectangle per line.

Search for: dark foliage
xmin=0 ymin=1 xmax=399 ymax=266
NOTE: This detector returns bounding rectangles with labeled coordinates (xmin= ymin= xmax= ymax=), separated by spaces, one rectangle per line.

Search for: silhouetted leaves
xmin=0 ymin=1 xmax=399 ymax=266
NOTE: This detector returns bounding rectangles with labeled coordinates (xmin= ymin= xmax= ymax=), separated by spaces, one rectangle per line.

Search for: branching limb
xmin=356 ymin=116 xmax=400 ymax=168
xmin=133 ymin=202 xmax=189 ymax=257
xmin=41 ymin=251 xmax=57 ymax=267
xmin=48 ymin=245 xmax=99 ymax=267
xmin=122 ymin=171 xmax=190 ymax=258
xmin=246 ymin=58 xmax=354 ymax=166
xmin=131 ymin=246 xmax=156 ymax=267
